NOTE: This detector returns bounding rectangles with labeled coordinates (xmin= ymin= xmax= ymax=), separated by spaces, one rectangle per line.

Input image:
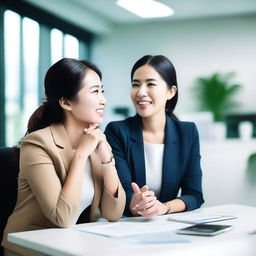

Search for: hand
xmin=95 ymin=132 xmax=113 ymax=163
xmin=130 ymin=182 xmax=156 ymax=216
xmin=130 ymin=182 xmax=168 ymax=218
xmin=76 ymin=124 xmax=101 ymax=158
xmin=137 ymin=200 xmax=168 ymax=219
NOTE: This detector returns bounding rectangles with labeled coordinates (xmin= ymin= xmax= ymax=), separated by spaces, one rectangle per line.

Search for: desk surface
xmin=8 ymin=204 xmax=256 ymax=256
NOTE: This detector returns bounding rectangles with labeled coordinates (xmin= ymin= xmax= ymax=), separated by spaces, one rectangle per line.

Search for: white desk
xmin=8 ymin=204 xmax=256 ymax=256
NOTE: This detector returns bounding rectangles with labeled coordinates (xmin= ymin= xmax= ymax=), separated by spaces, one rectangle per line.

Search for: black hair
xmin=27 ymin=58 xmax=102 ymax=134
xmin=131 ymin=55 xmax=178 ymax=115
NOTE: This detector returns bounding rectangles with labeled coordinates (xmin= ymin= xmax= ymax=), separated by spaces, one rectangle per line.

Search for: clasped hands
xmin=77 ymin=123 xmax=112 ymax=163
xmin=130 ymin=182 xmax=168 ymax=218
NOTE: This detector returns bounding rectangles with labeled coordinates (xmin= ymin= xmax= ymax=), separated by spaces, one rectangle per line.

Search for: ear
xmin=167 ymin=86 xmax=177 ymax=100
xmin=59 ymin=97 xmax=72 ymax=111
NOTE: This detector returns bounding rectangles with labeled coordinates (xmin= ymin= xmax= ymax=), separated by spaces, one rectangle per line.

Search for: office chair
xmin=0 ymin=147 xmax=19 ymax=256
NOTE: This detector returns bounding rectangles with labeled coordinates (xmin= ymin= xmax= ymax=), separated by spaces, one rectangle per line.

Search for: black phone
xmin=176 ymin=224 xmax=233 ymax=236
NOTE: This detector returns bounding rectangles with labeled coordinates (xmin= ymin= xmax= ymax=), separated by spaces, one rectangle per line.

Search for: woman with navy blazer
xmin=105 ymin=55 xmax=204 ymax=217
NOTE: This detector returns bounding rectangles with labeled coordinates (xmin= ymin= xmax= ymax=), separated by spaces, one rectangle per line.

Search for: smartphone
xmin=176 ymin=224 xmax=233 ymax=236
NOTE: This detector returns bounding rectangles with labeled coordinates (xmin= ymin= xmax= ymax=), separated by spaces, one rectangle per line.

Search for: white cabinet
xmin=200 ymin=139 xmax=256 ymax=207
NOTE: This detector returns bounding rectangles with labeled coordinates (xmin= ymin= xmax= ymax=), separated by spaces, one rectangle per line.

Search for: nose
xmin=100 ymin=93 xmax=106 ymax=105
xmin=137 ymin=85 xmax=148 ymax=97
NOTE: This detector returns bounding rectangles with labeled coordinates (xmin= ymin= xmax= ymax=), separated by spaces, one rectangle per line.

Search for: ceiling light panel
xmin=116 ymin=0 xmax=174 ymax=18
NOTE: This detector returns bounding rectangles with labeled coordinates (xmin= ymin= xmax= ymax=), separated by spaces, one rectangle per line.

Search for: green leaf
xmin=192 ymin=72 xmax=242 ymax=122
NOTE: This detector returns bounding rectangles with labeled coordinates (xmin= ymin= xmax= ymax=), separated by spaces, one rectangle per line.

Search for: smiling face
xmin=131 ymin=64 xmax=176 ymax=119
xmin=63 ymin=69 xmax=106 ymax=127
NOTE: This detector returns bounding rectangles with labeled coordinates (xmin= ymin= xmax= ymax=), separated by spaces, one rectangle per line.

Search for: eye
xmin=148 ymin=82 xmax=157 ymax=87
xmin=92 ymin=89 xmax=99 ymax=93
xmin=132 ymin=83 xmax=140 ymax=87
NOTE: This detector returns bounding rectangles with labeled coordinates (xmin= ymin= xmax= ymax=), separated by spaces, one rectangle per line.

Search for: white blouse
xmin=73 ymin=157 xmax=95 ymax=224
xmin=144 ymin=141 xmax=164 ymax=198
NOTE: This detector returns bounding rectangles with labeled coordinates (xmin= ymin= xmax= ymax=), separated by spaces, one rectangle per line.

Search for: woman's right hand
xmin=76 ymin=124 xmax=101 ymax=158
xmin=130 ymin=182 xmax=156 ymax=216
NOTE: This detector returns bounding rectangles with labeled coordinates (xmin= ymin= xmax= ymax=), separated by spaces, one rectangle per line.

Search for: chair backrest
xmin=0 ymin=147 xmax=19 ymax=255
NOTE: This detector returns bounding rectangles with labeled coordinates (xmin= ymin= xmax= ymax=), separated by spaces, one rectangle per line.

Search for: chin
xmin=136 ymin=110 xmax=152 ymax=118
xmin=83 ymin=117 xmax=103 ymax=126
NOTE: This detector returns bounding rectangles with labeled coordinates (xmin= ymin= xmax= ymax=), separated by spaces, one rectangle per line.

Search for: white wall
xmin=92 ymin=14 xmax=256 ymax=124
xmin=92 ymin=14 xmax=256 ymax=207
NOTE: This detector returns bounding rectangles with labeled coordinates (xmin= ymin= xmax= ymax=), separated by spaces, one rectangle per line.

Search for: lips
xmin=96 ymin=108 xmax=104 ymax=113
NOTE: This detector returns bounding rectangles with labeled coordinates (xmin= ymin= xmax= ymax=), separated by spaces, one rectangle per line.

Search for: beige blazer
xmin=2 ymin=123 xmax=125 ymax=256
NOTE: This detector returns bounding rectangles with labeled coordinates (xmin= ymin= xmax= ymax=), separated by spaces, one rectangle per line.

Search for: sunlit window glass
xmin=22 ymin=17 xmax=39 ymax=138
xmin=4 ymin=10 xmax=21 ymax=146
xmin=51 ymin=28 xmax=63 ymax=64
xmin=64 ymin=34 xmax=79 ymax=59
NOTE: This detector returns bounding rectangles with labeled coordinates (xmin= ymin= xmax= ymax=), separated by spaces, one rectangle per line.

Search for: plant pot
xmin=239 ymin=121 xmax=253 ymax=140
xmin=212 ymin=122 xmax=226 ymax=141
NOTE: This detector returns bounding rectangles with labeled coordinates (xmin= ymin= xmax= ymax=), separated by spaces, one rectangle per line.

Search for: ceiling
xmin=74 ymin=0 xmax=256 ymax=23
xmin=23 ymin=0 xmax=256 ymax=34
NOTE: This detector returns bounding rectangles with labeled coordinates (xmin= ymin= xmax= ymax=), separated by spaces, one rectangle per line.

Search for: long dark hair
xmin=27 ymin=58 xmax=102 ymax=134
xmin=131 ymin=55 xmax=178 ymax=116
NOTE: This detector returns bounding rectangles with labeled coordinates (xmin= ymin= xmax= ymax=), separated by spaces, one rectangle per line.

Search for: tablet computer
xmin=176 ymin=224 xmax=233 ymax=236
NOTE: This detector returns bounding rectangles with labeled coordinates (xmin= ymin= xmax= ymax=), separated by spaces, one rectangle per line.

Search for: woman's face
xmin=131 ymin=64 xmax=176 ymax=119
xmin=67 ymin=69 xmax=106 ymax=126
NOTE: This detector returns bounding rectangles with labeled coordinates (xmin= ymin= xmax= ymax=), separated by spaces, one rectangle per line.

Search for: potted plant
xmin=193 ymin=72 xmax=241 ymax=122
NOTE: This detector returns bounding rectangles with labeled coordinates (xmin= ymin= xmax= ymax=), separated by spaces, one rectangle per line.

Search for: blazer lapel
xmin=50 ymin=123 xmax=74 ymax=172
xmin=130 ymin=115 xmax=146 ymax=187
xmin=159 ymin=116 xmax=180 ymax=202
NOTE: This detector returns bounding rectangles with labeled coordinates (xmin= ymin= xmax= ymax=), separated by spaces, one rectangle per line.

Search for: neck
xmin=142 ymin=111 xmax=166 ymax=134
xmin=63 ymin=118 xmax=89 ymax=149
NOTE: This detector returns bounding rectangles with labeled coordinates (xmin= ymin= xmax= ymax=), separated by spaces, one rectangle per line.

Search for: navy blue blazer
xmin=105 ymin=114 xmax=204 ymax=216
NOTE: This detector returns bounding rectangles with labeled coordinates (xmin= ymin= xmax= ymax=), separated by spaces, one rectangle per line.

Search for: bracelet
xmin=101 ymin=156 xmax=115 ymax=167
xmin=164 ymin=202 xmax=171 ymax=214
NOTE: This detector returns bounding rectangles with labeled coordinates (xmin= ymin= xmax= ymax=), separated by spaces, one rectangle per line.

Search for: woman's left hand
xmin=137 ymin=200 xmax=168 ymax=219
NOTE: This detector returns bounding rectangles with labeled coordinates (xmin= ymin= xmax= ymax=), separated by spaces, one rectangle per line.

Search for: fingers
xmin=138 ymin=200 xmax=160 ymax=218
xmin=131 ymin=189 xmax=155 ymax=213
xmin=84 ymin=124 xmax=100 ymax=133
xmin=134 ymin=193 xmax=155 ymax=209
xmin=135 ymin=196 xmax=157 ymax=212
xmin=131 ymin=182 xmax=141 ymax=193
xmin=140 ymin=185 xmax=149 ymax=193
xmin=141 ymin=190 xmax=154 ymax=198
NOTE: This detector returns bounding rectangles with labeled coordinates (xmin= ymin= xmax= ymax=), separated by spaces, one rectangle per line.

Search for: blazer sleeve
xmin=105 ymin=122 xmax=134 ymax=216
xmin=20 ymin=135 xmax=79 ymax=228
xmin=100 ymin=181 xmax=126 ymax=221
xmin=178 ymin=123 xmax=204 ymax=210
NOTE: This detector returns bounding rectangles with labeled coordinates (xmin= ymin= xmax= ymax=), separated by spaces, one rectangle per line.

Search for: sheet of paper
xmin=73 ymin=220 xmax=188 ymax=238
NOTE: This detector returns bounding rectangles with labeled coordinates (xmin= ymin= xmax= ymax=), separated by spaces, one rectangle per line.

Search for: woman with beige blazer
xmin=2 ymin=58 xmax=125 ymax=256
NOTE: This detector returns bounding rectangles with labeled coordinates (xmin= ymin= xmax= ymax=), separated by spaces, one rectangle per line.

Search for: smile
xmin=137 ymin=101 xmax=152 ymax=105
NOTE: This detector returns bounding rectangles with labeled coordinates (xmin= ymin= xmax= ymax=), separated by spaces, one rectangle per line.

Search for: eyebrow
xmin=132 ymin=79 xmax=157 ymax=83
xmin=89 ymin=85 xmax=103 ymax=89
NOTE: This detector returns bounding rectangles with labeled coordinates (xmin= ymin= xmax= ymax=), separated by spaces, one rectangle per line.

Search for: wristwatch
xmin=101 ymin=156 xmax=115 ymax=167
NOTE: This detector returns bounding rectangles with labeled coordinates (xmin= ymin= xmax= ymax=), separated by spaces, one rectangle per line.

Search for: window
xmin=51 ymin=28 xmax=79 ymax=64
xmin=4 ymin=10 xmax=22 ymax=146
xmin=51 ymin=28 xmax=63 ymax=64
xmin=1 ymin=5 xmax=91 ymax=146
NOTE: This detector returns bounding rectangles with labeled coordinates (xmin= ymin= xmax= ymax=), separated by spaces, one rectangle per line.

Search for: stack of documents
xmin=168 ymin=212 xmax=237 ymax=224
